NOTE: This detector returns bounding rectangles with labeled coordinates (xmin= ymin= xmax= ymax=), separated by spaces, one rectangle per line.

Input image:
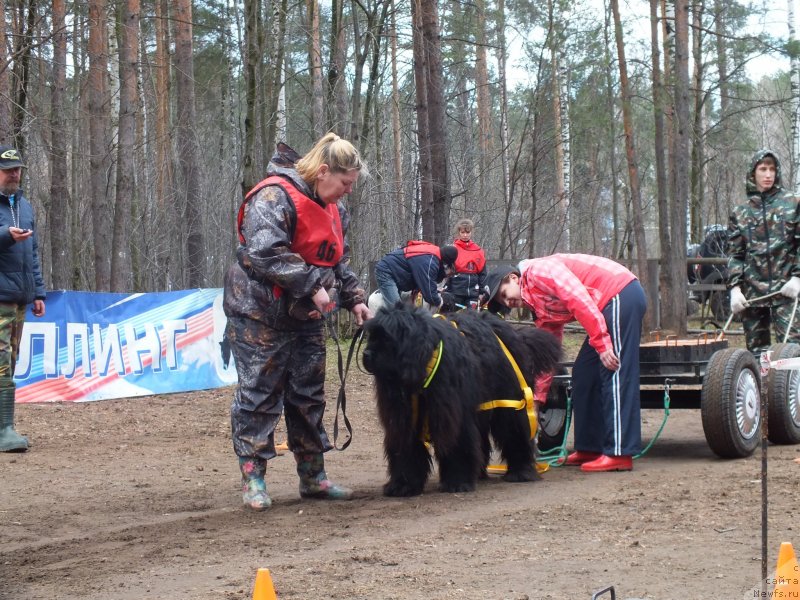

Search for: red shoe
xmin=580 ymin=455 xmax=633 ymax=472
xmin=564 ymin=450 xmax=602 ymax=466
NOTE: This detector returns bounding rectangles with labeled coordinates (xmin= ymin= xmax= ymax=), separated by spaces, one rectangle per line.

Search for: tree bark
xmin=411 ymin=0 xmax=434 ymax=240
xmin=611 ymin=0 xmax=649 ymax=324
xmin=666 ymin=0 xmax=690 ymax=334
xmin=242 ymin=0 xmax=259 ymax=194
xmin=0 ymin=0 xmax=10 ymax=142
xmin=49 ymin=0 xmax=72 ymax=289
xmin=419 ymin=0 xmax=450 ymax=244
xmin=111 ymin=0 xmax=140 ymax=291
xmin=307 ymin=0 xmax=325 ymax=137
xmin=88 ymin=0 xmax=112 ymax=291
xmin=173 ymin=0 xmax=205 ymax=288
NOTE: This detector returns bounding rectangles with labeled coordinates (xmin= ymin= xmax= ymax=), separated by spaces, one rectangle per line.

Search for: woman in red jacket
xmin=484 ymin=254 xmax=647 ymax=472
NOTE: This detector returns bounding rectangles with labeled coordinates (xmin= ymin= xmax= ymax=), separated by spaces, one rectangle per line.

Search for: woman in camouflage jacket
xmin=223 ymin=134 xmax=371 ymax=510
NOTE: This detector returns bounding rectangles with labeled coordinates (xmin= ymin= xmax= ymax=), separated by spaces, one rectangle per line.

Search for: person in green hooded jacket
xmin=727 ymin=150 xmax=800 ymax=353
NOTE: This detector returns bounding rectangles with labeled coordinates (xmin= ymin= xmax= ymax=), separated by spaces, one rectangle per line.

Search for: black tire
xmin=767 ymin=343 xmax=800 ymax=445
xmin=538 ymin=370 xmax=569 ymax=452
xmin=703 ymin=272 xmax=730 ymax=322
xmin=701 ymin=348 xmax=761 ymax=458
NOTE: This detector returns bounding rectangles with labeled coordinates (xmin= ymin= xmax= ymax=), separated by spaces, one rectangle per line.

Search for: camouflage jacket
xmin=727 ymin=150 xmax=800 ymax=302
xmin=223 ymin=165 xmax=366 ymax=331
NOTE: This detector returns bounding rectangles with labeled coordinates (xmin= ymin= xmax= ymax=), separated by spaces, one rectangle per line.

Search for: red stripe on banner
xmin=16 ymin=309 xmax=215 ymax=403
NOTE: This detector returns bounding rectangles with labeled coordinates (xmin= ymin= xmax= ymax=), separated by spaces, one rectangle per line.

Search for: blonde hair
xmin=295 ymin=132 xmax=368 ymax=184
xmin=455 ymin=218 xmax=474 ymax=234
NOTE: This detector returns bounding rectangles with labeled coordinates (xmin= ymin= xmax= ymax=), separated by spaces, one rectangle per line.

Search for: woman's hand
xmin=350 ymin=303 xmax=372 ymax=325
xmin=311 ymin=287 xmax=334 ymax=314
xmin=599 ymin=349 xmax=620 ymax=371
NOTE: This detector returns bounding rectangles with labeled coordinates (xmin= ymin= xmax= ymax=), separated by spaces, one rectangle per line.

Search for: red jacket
xmin=518 ymin=254 xmax=637 ymax=400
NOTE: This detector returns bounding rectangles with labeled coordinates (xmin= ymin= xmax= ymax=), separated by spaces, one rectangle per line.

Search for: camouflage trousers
xmin=740 ymin=302 xmax=800 ymax=354
xmin=226 ymin=316 xmax=332 ymax=462
xmin=0 ymin=302 xmax=26 ymax=390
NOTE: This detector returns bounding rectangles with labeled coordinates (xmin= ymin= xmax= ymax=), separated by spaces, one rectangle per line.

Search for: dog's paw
xmin=502 ymin=464 xmax=540 ymax=483
xmin=383 ymin=480 xmax=423 ymax=497
xmin=439 ymin=480 xmax=476 ymax=493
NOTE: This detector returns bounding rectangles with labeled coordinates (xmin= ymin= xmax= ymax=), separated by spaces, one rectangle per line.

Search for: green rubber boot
xmin=295 ymin=452 xmax=352 ymax=500
xmin=239 ymin=457 xmax=272 ymax=511
xmin=0 ymin=387 xmax=28 ymax=452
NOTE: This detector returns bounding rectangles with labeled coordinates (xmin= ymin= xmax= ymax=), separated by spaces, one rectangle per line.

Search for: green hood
xmin=746 ymin=149 xmax=782 ymax=196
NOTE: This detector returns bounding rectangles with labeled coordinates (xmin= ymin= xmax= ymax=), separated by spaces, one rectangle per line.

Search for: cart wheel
xmin=701 ymin=348 xmax=760 ymax=458
xmin=538 ymin=370 xmax=569 ymax=452
xmin=767 ymin=343 xmax=800 ymax=445
xmin=538 ymin=404 xmax=568 ymax=452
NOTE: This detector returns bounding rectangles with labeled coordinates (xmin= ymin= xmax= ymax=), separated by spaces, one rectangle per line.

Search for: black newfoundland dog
xmin=362 ymin=304 xmax=561 ymax=497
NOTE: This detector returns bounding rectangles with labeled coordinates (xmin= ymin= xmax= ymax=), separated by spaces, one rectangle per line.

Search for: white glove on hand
xmin=781 ymin=276 xmax=800 ymax=299
xmin=730 ymin=286 xmax=749 ymax=315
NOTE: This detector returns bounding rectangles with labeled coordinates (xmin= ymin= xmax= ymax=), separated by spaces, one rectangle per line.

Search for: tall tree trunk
xmin=496 ymin=0 xmax=512 ymax=257
xmin=242 ymin=0 xmax=259 ymax=194
xmin=154 ymin=0 xmax=171 ymax=207
xmin=307 ymin=0 xmax=325 ymax=137
xmin=790 ymin=0 xmax=800 ymax=189
xmin=611 ymin=0 xmax=649 ymax=323
xmin=88 ymin=0 xmax=112 ymax=290
xmin=475 ymin=0 xmax=492 ymax=202
xmin=603 ymin=4 xmax=621 ymax=258
xmin=652 ymin=0 xmax=670 ymax=330
xmin=666 ymin=0 xmax=690 ymax=334
xmin=111 ymin=0 xmax=140 ymax=291
xmin=327 ymin=0 xmax=347 ymax=133
xmin=11 ymin=0 xmax=36 ymax=153
xmin=390 ymin=0 xmax=405 ymax=236
xmin=689 ymin=0 xmax=705 ymax=242
xmin=265 ymin=0 xmax=288 ymax=151
xmin=0 ymin=0 xmax=10 ymax=142
xmin=49 ymin=0 xmax=72 ymax=289
xmin=551 ymin=45 xmax=569 ymax=252
xmin=411 ymin=0 xmax=434 ymax=239
xmin=173 ymin=0 xmax=205 ymax=288
xmin=420 ymin=0 xmax=450 ymax=244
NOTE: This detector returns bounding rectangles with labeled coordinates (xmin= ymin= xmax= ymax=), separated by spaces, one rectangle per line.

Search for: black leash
xmin=327 ymin=316 xmax=365 ymax=450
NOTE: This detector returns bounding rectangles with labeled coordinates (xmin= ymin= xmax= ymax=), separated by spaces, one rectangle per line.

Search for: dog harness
xmin=476 ymin=335 xmax=538 ymax=440
xmin=410 ymin=339 xmax=443 ymax=443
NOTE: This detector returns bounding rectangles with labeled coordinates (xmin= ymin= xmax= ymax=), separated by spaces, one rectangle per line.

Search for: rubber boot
xmin=239 ymin=457 xmax=272 ymax=511
xmin=295 ymin=452 xmax=352 ymax=500
xmin=0 ymin=387 xmax=28 ymax=452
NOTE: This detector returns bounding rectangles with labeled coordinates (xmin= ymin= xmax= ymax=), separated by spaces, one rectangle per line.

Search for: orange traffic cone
xmin=252 ymin=568 xmax=277 ymax=600
xmin=772 ymin=542 xmax=800 ymax=595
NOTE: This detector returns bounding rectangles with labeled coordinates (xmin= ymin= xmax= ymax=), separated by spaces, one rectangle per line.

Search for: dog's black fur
xmin=362 ymin=304 xmax=561 ymax=497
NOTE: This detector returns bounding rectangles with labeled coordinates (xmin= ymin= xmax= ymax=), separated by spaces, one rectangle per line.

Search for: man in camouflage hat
xmin=727 ymin=150 xmax=800 ymax=353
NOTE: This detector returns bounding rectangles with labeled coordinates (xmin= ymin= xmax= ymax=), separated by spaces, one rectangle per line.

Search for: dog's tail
xmin=516 ymin=327 xmax=562 ymax=379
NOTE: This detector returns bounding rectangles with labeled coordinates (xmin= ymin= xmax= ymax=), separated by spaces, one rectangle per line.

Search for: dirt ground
xmin=3 ymin=330 xmax=800 ymax=600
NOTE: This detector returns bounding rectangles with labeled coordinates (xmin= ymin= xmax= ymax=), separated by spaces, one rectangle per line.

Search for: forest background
xmin=1 ymin=0 xmax=798 ymax=333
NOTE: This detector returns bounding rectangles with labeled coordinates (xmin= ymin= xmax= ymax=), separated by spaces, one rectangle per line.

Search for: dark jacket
xmin=223 ymin=165 xmax=365 ymax=331
xmin=0 ymin=190 xmax=45 ymax=304
xmin=444 ymin=239 xmax=487 ymax=302
xmin=727 ymin=150 xmax=800 ymax=300
xmin=374 ymin=246 xmax=447 ymax=307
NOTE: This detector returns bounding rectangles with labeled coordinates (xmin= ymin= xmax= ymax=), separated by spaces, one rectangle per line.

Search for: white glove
xmin=781 ymin=276 xmax=800 ymax=299
xmin=730 ymin=286 xmax=749 ymax=315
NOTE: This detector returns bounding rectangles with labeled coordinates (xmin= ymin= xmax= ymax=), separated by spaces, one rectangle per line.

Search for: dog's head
xmin=362 ymin=304 xmax=440 ymax=388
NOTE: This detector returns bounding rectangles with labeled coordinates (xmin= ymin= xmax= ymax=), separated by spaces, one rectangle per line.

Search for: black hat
xmin=0 ymin=146 xmax=25 ymax=170
xmin=482 ymin=266 xmax=519 ymax=306
xmin=439 ymin=245 xmax=458 ymax=266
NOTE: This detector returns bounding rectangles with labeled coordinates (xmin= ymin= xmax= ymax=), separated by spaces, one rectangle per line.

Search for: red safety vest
xmin=237 ymin=175 xmax=344 ymax=267
xmin=403 ymin=240 xmax=440 ymax=259
xmin=453 ymin=240 xmax=486 ymax=274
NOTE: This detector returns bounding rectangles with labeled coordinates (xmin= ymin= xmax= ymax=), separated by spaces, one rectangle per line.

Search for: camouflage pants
xmin=740 ymin=303 xmax=800 ymax=354
xmin=226 ymin=316 xmax=332 ymax=461
xmin=0 ymin=302 xmax=26 ymax=391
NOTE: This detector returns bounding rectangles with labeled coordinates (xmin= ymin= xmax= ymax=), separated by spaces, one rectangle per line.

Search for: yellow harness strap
xmin=477 ymin=334 xmax=538 ymax=440
xmin=411 ymin=339 xmax=443 ymax=443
